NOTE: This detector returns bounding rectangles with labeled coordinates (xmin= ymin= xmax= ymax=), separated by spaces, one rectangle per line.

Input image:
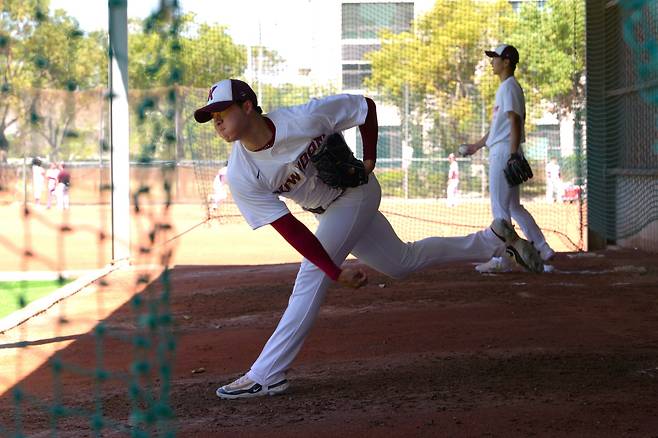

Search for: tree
xmin=365 ymin=0 xmax=514 ymax=155
xmin=0 ymin=1 xmax=107 ymax=162
xmin=128 ymin=12 xmax=248 ymax=160
xmin=507 ymin=0 xmax=586 ymax=121
xmin=128 ymin=14 xmax=246 ymax=89
xmin=28 ymin=9 xmax=107 ymax=160
xmin=365 ymin=0 xmax=584 ymax=155
xmin=0 ymin=0 xmax=49 ymax=162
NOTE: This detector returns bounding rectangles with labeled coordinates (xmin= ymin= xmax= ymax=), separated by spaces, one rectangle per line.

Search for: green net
xmin=618 ymin=0 xmax=658 ymax=240
xmin=0 ymin=0 xmax=179 ymax=436
xmin=586 ymin=0 xmax=658 ymax=244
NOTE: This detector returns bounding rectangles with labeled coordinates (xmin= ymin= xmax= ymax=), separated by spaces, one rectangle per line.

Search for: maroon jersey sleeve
xmin=270 ymin=213 xmax=342 ymax=281
xmin=359 ymin=97 xmax=378 ymax=162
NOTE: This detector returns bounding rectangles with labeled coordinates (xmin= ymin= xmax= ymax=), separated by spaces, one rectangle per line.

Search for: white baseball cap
xmin=485 ymin=44 xmax=520 ymax=64
xmin=194 ymin=79 xmax=261 ymax=123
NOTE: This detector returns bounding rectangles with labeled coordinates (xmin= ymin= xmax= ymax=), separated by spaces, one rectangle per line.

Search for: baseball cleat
xmin=490 ymin=218 xmax=543 ymax=273
xmin=216 ymin=374 xmax=289 ymax=399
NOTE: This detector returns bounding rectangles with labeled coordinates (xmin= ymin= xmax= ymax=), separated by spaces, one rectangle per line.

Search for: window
xmin=342 ymin=2 xmax=414 ymax=39
xmin=342 ymin=43 xmax=381 ymax=60
xmin=356 ymin=126 xmax=401 ymax=162
xmin=342 ymin=63 xmax=372 ymax=89
xmin=509 ymin=0 xmax=546 ymax=13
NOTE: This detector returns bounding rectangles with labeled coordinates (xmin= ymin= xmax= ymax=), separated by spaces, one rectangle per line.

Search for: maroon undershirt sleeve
xmin=271 ymin=213 xmax=342 ymax=281
xmin=359 ymin=97 xmax=378 ymax=162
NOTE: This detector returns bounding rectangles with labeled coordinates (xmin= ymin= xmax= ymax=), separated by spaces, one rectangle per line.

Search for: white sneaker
xmin=216 ymin=374 xmax=289 ymax=400
xmin=476 ymin=250 xmax=520 ymax=273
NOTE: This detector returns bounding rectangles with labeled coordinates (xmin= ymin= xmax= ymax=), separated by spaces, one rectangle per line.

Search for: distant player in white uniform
xmin=31 ymin=157 xmax=45 ymax=207
xmin=56 ymin=163 xmax=71 ymax=210
xmin=446 ymin=153 xmax=459 ymax=206
xmin=461 ymin=45 xmax=555 ymax=273
xmin=545 ymin=158 xmax=562 ymax=203
xmin=194 ymin=78 xmax=543 ymax=400
xmin=210 ymin=163 xmax=228 ymax=214
xmin=45 ymin=161 xmax=60 ymax=209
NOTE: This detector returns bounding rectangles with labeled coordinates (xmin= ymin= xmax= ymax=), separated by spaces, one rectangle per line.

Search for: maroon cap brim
xmin=485 ymin=50 xmax=500 ymax=58
xmin=193 ymin=101 xmax=233 ymax=123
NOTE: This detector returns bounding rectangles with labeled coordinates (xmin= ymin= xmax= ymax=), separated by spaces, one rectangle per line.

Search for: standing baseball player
xmin=31 ymin=157 xmax=45 ymax=207
xmin=210 ymin=162 xmax=228 ymax=215
xmin=545 ymin=157 xmax=562 ymax=203
xmin=446 ymin=153 xmax=459 ymax=207
xmin=45 ymin=161 xmax=60 ymax=209
xmin=56 ymin=163 xmax=71 ymax=210
xmin=194 ymin=78 xmax=543 ymax=400
xmin=461 ymin=44 xmax=555 ymax=273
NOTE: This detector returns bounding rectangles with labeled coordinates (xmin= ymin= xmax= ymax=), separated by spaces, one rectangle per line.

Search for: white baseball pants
xmin=447 ymin=179 xmax=459 ymax=206
xmin=488 ymin=144 xmax=550 ymax=254
xmin=247 ymin=174 xmax=506 ymax=386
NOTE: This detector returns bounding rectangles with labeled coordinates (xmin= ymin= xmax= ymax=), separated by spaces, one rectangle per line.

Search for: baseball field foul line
xmin=0 ymin=263 xmax=122 ymax=334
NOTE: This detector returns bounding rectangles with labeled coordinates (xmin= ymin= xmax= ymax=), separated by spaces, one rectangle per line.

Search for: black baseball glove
xmin=504 ymin=152 xmax=534 ymax=187
xmin=310 ymin=133 xmax=368 ymax=189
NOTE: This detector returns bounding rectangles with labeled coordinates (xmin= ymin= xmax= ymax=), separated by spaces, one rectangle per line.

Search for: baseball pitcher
xmin=194 ymin=78 xmax=543 ymax=400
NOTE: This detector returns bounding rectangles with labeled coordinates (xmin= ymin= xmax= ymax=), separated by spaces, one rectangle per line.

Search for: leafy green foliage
xmin=365 ymin=0 xmax=584 ymax=157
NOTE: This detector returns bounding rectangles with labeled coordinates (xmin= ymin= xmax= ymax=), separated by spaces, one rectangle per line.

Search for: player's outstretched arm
xmin=271 ymin=213 xmax=367 ymax=289
xmin=459 ymin=131 xmax=489 ymax=156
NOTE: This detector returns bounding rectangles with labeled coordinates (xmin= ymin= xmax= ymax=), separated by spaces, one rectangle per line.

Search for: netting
xmin=617 ymin=0 xmax=658 ymax=240
xmin=587 ymin=0 xmax=658 ymax=244
xmin=0 ymin=0 xmax=179 ymax=436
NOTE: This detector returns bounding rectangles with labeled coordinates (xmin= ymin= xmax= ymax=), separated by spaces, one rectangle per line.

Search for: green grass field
xmin=0 ymin=279 xmax=74 ymax=320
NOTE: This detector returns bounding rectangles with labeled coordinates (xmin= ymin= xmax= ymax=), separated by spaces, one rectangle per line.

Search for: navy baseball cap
xmin=194 ymin=79 xmax=261 ymax=123
xmin=485 ymin=44 xmax=520 ymax=64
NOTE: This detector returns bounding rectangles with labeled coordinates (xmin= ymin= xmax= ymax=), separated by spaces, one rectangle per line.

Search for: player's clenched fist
xmin=338 ymin=267 xmax=368 ymax=289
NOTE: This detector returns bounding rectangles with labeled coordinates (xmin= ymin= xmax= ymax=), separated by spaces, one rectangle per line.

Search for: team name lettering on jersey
xmin=277 ymin=172 xmax=302 ymax=193
xmin=274 ymin=134 xmax=325 ymax=194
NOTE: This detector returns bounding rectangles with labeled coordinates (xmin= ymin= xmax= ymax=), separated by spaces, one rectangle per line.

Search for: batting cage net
xmin=587 ymin=0 xmax=658 ymax=246
xmin=0 ymin=0 xmax=656 ymax=436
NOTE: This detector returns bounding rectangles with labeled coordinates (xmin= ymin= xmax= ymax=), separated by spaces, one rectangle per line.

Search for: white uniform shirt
xmin=546 ymin=161 xmax=561 ymax=182
xmin=486 ymin=76 xmax=526 ymax=149
xmin=46 ymin=168 xmax=60 ymax=191
xmin=213 ymin=166 xmax=228 ymax=196
xmin=448 ymin=161 xmax=459 ymax=181
xmin=32 ymin=165 xmax=45 ymax=185
xmin=226 ymin=94 xmax=369 ymax=229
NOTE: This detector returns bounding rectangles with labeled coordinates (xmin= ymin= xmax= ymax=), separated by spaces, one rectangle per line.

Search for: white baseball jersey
xmin=546 ymin=161 xmax=561 ymax=182
xmin=227 ymin=94 xmax=368 ymax=229
xmin=46 ymin=168 xmax=60 ymax=191
xmin=449 ymin=161 xmax=459 ymax=180
xmin=486 ymin=76 xmax=526 ymax=149
xmin=32 ymin=165 xmax=44 ymax=185
xmin=213 ymin=166 xmax=228 ymax=200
